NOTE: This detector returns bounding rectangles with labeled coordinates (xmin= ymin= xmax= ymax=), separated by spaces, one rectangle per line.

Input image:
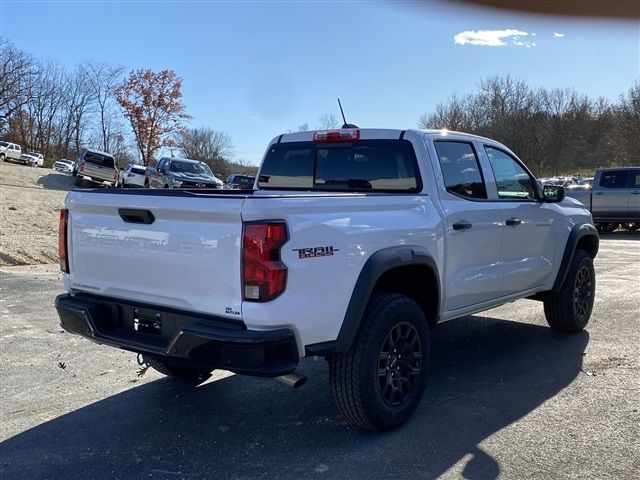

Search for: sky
xmin=1 ymin=0 xmax=638 ymax=164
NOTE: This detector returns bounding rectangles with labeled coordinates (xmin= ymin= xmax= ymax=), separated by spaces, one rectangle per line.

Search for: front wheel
xmin=544 ymin=249 xmax=595 ymax=333
xmin=0 ymin=153 xmax=5 ymax=162
xmin=329 ymin=292 xmax=430 ymax=431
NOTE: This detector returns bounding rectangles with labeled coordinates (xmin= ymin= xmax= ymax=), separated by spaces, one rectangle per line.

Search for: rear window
xmin=131 ymin=167 xmax=146 ymax=175
xmin=258 ymin=140 xmax=420 ymax=192
xmin=83 ymin=151 xmax=115 ymax=167
xmin=229 ymin=175 xmax=255 ymax=186
xmin=0 ymin=142 xmax=8 ymax=148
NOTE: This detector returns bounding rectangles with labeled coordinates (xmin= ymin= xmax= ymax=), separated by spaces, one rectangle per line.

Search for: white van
xmin=0 ymin=141 xmax=22 ymax=162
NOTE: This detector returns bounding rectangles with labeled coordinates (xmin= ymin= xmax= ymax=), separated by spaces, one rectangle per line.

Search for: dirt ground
xmin=0 ymin=162 xmax=73 ymax=266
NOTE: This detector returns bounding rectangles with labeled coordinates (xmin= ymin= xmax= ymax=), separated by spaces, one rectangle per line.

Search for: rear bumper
xmin=55 ymin=293 xmax=299 ymax=377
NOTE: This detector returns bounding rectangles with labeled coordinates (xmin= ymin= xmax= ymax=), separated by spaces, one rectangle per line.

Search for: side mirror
xmin=542 ymin=185 xmax=565 ymax=203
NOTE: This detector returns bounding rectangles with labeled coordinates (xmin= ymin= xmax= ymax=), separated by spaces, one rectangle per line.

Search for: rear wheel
xmin=148 ymin=358 xmax=212 ymax=385
xmin=144 ymin=179 xmax=149 ymax=188
xmin=0 ymin=153 xmax=5 ymax=162
xmin=74 ymin=176 xmax=83 ymax=187
xmin=543 ymin=249 xmax=595 ymax=333
xmin=329 ymin=292 xmax=430 ymax=431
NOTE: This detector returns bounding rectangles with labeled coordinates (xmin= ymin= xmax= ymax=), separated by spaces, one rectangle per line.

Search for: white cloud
xmin=453 ymin=29 xmax=535 ymax=48
xmin=553 ymin=32 xmax=565 ymax=38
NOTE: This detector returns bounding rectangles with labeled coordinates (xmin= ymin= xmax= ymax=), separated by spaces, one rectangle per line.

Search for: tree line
xmin=0 ymin=38 xmax=252 ymax=178
xmin=419 ymin=75 xmax=639 ymax=176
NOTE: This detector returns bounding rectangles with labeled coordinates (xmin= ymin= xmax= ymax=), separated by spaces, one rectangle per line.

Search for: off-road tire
xmin=544 ymin=249 xmax=595 ymax=333
xmin=329 ymin=292 xmax=431 ymax=431
xmin=149 ymin=358 xmax=212 ymax=385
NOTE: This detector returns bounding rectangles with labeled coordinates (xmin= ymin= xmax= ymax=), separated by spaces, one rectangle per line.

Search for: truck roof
xmin=85 ymin=148 xmax=114 ymax=157
xmin=276 ymin=128 xmax=502 ymax=144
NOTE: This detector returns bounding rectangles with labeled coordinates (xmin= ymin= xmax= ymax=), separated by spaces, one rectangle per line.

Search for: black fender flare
xmin=552 ymin=223 xmax=599 ymax=293
xmin=305 ymin=246 xmax=440 ymax=356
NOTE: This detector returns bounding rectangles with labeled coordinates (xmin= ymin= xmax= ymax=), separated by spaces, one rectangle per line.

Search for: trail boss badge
xmin=293 ymin=246 xmax=339 ymax=259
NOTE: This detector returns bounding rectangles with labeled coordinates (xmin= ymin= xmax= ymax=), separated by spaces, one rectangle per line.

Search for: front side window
xmin=600 ymin=170 xmax=629 ymax=188
xmin=485 ymin=147 xmax=536 ymax=200
xmin=258 ymin=140 xmax=419 ymax=192
xmin=434 ymin=141 xmax=487 ymax=199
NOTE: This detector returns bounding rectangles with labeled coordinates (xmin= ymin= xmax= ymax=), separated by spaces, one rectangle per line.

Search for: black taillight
xmin=58 ymin=209 xmax=69 ymax=273
xmin=242 ymin=222 xmax=287 ymax=301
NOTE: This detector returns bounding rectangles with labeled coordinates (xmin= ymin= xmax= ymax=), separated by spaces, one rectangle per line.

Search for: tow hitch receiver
xmin=133 ymin=309 xmax=162 ymax=335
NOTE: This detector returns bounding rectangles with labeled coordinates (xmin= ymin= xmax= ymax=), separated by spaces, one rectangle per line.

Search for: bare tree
xmin=317 ymin=113 xmax=339 ymax=129
xmin=175 ymin=126 xmax=233 ymax=175
xmin=82 ymin=62 xmax=125 ymax=152
xmin=0 ymin=38 xmax=36 ymax=132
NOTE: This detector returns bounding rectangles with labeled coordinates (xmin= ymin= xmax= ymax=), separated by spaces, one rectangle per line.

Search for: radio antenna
xmin=337 ymin=98 xmax=359 ymax=129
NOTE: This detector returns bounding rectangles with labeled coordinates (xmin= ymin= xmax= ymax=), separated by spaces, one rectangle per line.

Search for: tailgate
xmin=65 ymin=191 xmax=245 ymax=319
xmin=82 ymin=162 xmax=116 ymax=182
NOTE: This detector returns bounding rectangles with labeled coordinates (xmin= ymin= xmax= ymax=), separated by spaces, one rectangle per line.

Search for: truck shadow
xmin=36 ymin=172 xmax=75 ymax=191
xmin=0 ymin=316 xmax=588 ymax=480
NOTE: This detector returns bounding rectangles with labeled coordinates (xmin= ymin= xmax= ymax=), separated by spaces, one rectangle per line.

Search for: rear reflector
xmin=313 ymin=129 xmax=360 ymax=143
xmin=242 ymin=222 xmax=288 ymax=301
xmin=58 ymin=209 xmax=69 ymax=273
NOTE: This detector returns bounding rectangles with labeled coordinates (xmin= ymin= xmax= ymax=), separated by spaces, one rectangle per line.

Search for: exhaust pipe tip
xmin=274 ymin=372 xmax=307 ymax=389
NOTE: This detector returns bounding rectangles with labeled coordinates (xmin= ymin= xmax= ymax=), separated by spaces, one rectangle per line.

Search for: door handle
xmin=506 ymin=218 xmax=522 ymax=227
xmin=119 ymin=208 xmax=155 ymax=225
xmin=594 ymin=192 xmax=604 ymax=196
xmin=631 ymin=191 xmax=640 ymax=195
xmin=452 ymin=221 xmax=472 ymax=231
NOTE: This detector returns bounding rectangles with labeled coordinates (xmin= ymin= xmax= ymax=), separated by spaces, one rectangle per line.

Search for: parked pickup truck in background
xmin=0 ymin=141 xmax=22 ymax=162
xmin=73 ymin=148 xmax=118 ymax=187
xmin=55 ymin=128 xmax=599 ymax=431
xmin=565 ymin=167 xmax=640 ymax=232
xmin=144 ymin=157 xmax=224 ymax=189
xmin=17 ymin=152 xmax=44 ymax=167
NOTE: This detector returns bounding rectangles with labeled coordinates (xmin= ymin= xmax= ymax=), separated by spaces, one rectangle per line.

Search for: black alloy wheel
xmin=378 ymin=321 xmax=422 ymax=407
xmin=574 ymin=263 xmax=593 ymax=322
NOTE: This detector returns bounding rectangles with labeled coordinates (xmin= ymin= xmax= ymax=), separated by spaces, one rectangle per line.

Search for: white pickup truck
xmin=55 ymin=128 xmax=599 ymax=430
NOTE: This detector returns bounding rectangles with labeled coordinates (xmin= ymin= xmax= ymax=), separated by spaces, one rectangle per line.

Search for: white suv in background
xmin=0 ymin=141 xmax=22 ymax=162
xmin=117 ymin=163 xmax=147 ymax=188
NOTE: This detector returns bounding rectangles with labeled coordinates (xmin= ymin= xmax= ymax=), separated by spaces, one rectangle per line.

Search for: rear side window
xmin=258 ymin=140 xmax=420 ymax=192
xmin=84 ymin=151 xmax=115 ymax=168
xmin=600 ymin=170 xmax=629 ymax=188
xmin=434 ymin=141 xmax=487 ymax=199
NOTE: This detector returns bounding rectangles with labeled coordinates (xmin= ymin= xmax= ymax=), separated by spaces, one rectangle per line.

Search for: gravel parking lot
xmin=0 ymin=234 xmax=638 ymax=480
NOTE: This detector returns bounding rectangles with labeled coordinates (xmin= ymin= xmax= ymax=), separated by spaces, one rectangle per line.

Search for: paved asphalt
xmin=0 ymin=232 xmax=638 ymax=480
